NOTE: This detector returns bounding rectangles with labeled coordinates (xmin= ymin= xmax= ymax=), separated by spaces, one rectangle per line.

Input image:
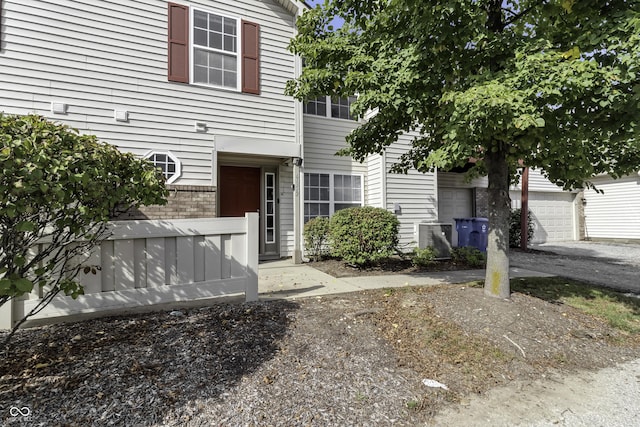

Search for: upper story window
xmin=303 ymin=96 xmax=327 ymax=117
xmin=192 ymin=9 xmax=239 ymax=89
xmin=304 ymin=95 xmax=357 ymax=120
xmin=167 ymin=3 xmax=260 ymax=94
xmin=145 ymin=151 xmax=181 ymax=184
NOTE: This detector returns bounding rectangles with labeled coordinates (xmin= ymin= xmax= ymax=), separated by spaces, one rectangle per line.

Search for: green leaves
xmin=14 ymin=278 xmax=33 ymax=293
xmin=0 ymin=113 xmax=167 ymax=305
xmin=15 ymin=221 xmax=36 ymax=232
xmin=329 ymin=206 xmax=399 ymax=266
xmin=288 ymin=0 xmax=640 ymax=190
xmin=0 ymin=277 xmax=34 ymax=295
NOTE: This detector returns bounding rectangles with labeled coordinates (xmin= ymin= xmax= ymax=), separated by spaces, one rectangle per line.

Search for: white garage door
xmin=583 ymin=175 xmax=640 ymax=240
xmin=438 ymin=188 xmax=473 ymax=247
xmin=512 ymin=191 xmax=576 ymax=243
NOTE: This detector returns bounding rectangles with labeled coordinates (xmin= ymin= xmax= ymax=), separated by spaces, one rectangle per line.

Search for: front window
xmin=304 ymin=172 xmax=363 ymax=222
xmin=145 ymin=151 xmax=181 ymax=184
xmin=192 ymin=9 xmax=239 ymax=90
xmin=333 ymin=174 xmax=362 ymax=210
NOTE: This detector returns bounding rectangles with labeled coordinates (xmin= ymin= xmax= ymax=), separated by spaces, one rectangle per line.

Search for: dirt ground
xmin=310 ymin=256 xmax=474 ymax=278
xmin=1 ymin=273 xmax=637 ymax=425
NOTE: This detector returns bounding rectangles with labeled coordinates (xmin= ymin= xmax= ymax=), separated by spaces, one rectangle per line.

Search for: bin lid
xmin=471 ymin=217 xmax=489 ymax=222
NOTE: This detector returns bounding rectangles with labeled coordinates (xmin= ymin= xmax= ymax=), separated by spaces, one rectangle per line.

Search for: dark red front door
xmin=219 ymin=166 xmax=261 ymax=217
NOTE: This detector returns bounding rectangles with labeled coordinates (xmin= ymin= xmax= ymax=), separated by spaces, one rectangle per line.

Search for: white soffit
xmin=215 ymin=135 xmax=301 ymax=158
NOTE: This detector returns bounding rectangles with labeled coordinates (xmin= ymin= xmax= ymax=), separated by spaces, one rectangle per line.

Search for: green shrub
xmin=303 ymin=216 xmax=330 ymax=261
xmin=509 ymin=208 xmax=535 ymax=248
xmin=451 ymin=246 xmax=487 ymax=268
xmin=329 ymin=206 xmax=399 ymax=266
xmin=412 ymin=246 xmax=437 ymax=268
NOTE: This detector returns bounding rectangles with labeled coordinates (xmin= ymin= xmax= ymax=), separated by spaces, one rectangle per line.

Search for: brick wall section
xmin=115 ymin=185 xmax=217 ymax=220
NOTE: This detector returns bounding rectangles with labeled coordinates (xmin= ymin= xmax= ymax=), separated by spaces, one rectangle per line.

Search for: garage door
xmin=511 ymin=191 xmax=576 ymax=243
xmin=583 ymin=175 xmax=640 ymax=240
xmin=438 ymin=188 xmax=473 ymax=247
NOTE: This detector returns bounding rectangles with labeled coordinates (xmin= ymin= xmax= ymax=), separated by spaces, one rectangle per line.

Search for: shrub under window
xmin=329 ymin=206 xmax=399 ymax=266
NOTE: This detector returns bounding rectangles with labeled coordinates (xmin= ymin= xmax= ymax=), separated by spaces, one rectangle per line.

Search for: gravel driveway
xmin=509 ymin=241 xmax=640 ymax=294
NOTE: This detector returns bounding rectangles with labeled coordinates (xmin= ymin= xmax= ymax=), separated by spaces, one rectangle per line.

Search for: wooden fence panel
xmin=2 ymin=214 xmax=259 ymax=328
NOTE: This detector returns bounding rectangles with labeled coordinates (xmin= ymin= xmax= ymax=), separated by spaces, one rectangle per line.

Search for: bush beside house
xmin=0 ymin=114 xmax=167 ymax=343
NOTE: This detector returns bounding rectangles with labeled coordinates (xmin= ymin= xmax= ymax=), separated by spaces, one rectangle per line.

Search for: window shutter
xmin=241 ymin=20 xmax=260 ymax=95
xmin=168 ymin=3 xmax=189 ymax=83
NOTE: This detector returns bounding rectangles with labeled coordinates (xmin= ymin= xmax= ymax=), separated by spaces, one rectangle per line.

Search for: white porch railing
xmin=1 ymin=213 xmax=259 ymax=328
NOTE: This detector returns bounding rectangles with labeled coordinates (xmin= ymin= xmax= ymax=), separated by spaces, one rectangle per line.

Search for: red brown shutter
xmin=168 ymin=3 xmax=189 ymax=83
xmin=241 ymin=20 xmax=260 ymax=95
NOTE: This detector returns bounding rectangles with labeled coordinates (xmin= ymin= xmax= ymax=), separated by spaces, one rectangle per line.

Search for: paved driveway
xmin=510 ymin=241 xmax=640 ymax=294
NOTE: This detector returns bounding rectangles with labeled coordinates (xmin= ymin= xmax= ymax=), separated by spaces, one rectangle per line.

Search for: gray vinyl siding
xmin=385 ymin=133 xmax=438 ymax=249
xmin=438 ymin=169 xmax=565 ymax=192
xmin=366 ymin=154 xmax=384 ymax=207
xmin=0 ymin=0 xmax=298 ymax=186
xmin=514 ymin=169 xmax=567 ymax=192
xmin=437 ymin=172 xmax=488 ymax=188
xmin=302 ymin=114 xmax=368 ymax=203
xmin=302 ymin=115 xmax=364 ymax=173
xmin=584 ymin=174 xmax=640 ymax=240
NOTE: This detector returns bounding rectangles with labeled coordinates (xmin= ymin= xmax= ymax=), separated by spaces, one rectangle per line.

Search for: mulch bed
xmin=1 ymin=280 xmax=637 ymax=425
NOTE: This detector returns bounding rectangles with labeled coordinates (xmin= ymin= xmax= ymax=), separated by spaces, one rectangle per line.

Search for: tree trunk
xmin=484 ymin=149 xmax=511 ymax=298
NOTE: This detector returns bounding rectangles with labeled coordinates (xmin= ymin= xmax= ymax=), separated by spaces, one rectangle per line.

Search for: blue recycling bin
xmin=454 ymin=217 xmax=489 ymax=252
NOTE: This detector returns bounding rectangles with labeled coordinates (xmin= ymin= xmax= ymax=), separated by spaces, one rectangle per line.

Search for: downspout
xmin=292 ymin=11 xmax=304 ymax=264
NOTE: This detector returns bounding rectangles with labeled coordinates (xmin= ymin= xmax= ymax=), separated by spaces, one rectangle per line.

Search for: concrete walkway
xmin=258 ymin=259 xmax=553 ymax=300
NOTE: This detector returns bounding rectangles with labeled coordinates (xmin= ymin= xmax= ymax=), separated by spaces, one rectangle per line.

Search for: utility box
xmin=454 ymin=218 xmax=489 ymax=252
xmin=416 ymin=222 xmax=453 ymax=258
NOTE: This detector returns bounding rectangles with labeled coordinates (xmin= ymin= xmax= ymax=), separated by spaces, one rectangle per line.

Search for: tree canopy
xmin=287 ymin=0 xmax=640 ymax=298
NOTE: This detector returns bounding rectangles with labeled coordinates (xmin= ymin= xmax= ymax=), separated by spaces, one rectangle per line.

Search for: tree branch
xmin=503 ymin=0 xmax=548 ymax=27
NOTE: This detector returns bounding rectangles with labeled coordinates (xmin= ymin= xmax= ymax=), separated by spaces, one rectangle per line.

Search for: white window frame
xmin=303 ymin=171 xmax=364 ymax=222
xmin=265 ymin=172 xmax=276 ymax=244
xmin=143 ymin=150 xmax=182 ymax=184
xmin=190 ymin=7 xmax=242 ymax=92
xmin=303 ymin=95 xmax=357 ymax=120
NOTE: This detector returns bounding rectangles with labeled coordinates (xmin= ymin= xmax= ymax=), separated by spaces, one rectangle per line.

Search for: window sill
xmin=302 ymin=113 xmax=359 ymax=122
xmin=189 ymin=81 xmax=242 ymax=93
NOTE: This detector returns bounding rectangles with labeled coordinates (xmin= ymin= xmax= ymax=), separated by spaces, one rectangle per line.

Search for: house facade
xmin=0 ymin=0 xmax=307 ymax=260
xmin=0 ymin=0 xmax=581 ymax=262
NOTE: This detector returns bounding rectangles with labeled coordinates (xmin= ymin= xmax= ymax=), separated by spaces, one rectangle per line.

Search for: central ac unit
xmin=416 ymin=223 xmax=453 ymax=258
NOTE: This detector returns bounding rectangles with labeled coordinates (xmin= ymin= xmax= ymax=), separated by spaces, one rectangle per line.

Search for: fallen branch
xmin=352 ymin=308 xmax=383 ymax=317
xmin=503 ymin=334 xmax=526 ymax=358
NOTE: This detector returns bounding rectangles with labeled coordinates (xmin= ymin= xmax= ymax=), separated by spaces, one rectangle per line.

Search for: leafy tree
xmin=0 ymin=114 xmax=167 ymax=346
xmin=287 ymin=0 xmax=640 ymax=298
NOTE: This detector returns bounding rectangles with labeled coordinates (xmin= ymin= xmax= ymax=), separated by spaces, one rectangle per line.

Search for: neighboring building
xmin=0 ymin=0 xmax=581 ymax=262
xmin=437 ymin=169 xmax=579 ymax=245
xmin=582 ymin=173 xmax=640 ymax=241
